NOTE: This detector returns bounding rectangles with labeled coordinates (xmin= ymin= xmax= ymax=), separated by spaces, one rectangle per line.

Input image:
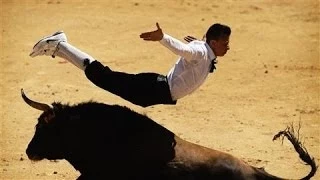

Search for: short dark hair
xmin=206 ymin=23 xmax=231 ymax=44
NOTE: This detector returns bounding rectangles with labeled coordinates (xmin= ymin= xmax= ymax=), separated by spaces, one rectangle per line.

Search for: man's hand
xmin=140 ymin=23 xmax=164 ymax=41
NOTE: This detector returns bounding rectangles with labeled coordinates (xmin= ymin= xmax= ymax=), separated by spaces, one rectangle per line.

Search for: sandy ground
xmin=1 ymin=0 xmax=319 ymax=179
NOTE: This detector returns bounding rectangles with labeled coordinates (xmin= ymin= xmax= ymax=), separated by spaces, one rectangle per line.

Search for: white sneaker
xmin=30 ymin=31 xmax=67 ymax=58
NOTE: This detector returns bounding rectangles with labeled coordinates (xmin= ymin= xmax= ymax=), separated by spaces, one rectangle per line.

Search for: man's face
xmin=210 ymin=35 xmax=230 ymax=57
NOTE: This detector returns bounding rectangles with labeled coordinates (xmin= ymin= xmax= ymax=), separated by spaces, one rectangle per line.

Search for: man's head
xmin=206 ymin=23 xmax=231 ymax=57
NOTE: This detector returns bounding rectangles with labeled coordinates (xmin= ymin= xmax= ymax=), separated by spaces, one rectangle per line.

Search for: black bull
xmin=21 ymin=89 xmax=317 ymax=180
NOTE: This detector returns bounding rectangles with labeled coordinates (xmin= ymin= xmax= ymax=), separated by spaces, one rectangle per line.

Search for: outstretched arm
xmin=140 ymin=23 xmax=205 ymax=62
xmin=140 ymin=23 xmax=199 ymax=43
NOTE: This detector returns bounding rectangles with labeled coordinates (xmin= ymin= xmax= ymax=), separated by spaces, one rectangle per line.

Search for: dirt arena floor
xmin=1 ymin=0 xmax=319 ymax=179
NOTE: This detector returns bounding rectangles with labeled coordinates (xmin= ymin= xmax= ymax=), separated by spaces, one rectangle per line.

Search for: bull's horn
xmin=21 ymin=89 xmax=53 ymax=112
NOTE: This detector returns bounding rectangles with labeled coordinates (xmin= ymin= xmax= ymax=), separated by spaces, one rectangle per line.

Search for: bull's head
xmin=22 ymin=89 xmax=65 ymax=161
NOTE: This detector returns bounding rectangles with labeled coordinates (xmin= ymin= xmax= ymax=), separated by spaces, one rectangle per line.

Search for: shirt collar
xmin=205 ymin=42 xmax=216 ymax=60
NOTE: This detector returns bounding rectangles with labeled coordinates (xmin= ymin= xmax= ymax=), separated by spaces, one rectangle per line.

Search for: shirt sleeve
xmin=159 ymin=34 xmax=205 ymax=62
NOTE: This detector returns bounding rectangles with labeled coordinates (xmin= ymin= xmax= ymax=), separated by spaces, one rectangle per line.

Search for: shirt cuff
xmin=159 ymin=33 xmax=170 ymax=44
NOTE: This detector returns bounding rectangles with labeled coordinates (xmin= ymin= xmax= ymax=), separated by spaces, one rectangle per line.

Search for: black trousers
xmin=84 ymin=61 xmax=176 ymax=107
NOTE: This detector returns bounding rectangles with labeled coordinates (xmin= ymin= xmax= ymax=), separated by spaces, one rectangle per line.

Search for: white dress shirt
xmin=160 ymin=34 xmax=216 ymax=101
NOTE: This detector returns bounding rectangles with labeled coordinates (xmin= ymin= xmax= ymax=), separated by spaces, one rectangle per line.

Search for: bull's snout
xmin=27 ymin=154 xmax=43 ymax=161
xmin=26 ymin=142 xmax=44 ymax=161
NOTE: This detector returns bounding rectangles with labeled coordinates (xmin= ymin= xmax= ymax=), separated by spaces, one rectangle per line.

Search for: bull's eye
xmin=38 ymin=111 xmax=55 ymax=125
xmin=44 ymin=116 xmax=50 ymax=123
xmin=43 ymin=112 xmax=55 ymax=123
xmin=35 ymin=123 xmax=43 ymax=129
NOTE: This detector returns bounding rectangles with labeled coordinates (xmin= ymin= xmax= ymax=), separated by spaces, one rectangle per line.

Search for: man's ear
xmin=209 ymin=40 xmax=217 ymax=48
